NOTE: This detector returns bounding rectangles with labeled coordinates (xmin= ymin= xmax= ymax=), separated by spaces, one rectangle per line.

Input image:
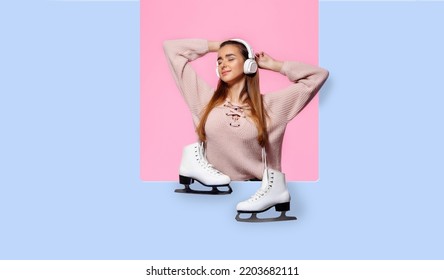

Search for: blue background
xmin=1 ymin=0 xmax=443 ymax=259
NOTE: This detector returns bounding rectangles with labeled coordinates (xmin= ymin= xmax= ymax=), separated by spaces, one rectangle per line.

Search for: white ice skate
xmin=175 ymin=142 xmax=232 ymax=195
xmin=236 ymin=168 xmax=296 ymax=222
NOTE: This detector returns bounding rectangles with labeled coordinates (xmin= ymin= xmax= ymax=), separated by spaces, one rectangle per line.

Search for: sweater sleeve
xmin=264 ymin=61 xmax=329 ymax=123
xmin=163 ymin=39 xmax=214 ymax=122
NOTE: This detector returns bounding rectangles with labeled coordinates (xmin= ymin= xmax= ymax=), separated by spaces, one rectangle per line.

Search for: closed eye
xmin=217 ymin=54 xmax=236 ymax=65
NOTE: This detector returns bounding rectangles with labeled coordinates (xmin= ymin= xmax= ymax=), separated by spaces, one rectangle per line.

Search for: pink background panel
xmin=141 ymin=0 xmax=319 ymax=181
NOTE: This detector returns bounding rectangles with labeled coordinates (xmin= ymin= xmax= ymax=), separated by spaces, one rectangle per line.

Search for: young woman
xmin=163 ymin=38 xmax=328 ymax=221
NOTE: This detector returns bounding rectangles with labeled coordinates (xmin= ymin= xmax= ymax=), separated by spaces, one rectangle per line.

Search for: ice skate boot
xmin=235 ymin=168 xmax=296 ymax=222
xmin=175 ymin=142 xmax=232 ymax=195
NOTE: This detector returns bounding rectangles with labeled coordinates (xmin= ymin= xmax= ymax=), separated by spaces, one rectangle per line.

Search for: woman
xmin=163 ymin=38 xmax=329 ymax=222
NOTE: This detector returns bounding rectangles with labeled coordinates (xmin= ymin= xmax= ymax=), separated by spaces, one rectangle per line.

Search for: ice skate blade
xmin=174 ymin=184 xmax=232 ymax=195
xmin=235 ymin=212 xmax=297 ymax=223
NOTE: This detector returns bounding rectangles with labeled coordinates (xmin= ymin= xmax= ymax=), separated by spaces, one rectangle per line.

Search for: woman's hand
xmin=208 ymin=41 xmax=222 ymax=52
xmin=255 ymin=52 xmax=283 ymax=72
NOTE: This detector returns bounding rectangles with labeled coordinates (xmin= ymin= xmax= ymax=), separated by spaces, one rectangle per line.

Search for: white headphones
xmin=216 ymin=38 xmax=258 ymax=78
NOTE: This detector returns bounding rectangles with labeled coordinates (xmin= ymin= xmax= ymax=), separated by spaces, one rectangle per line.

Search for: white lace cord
xmin=250 ymin=189 xmax=265 ymax=201
xmin=199 ymin=141 xmax=221 ymax=176
xmin=199 ymin=141 xmax=205 ymax=160
xmin=261 ymin=147 xmax=269 ymax=183
xmin=196 ymin=141 xmax=207 ymax=168
xmin=247 ymin=147 xmax=270 ymax=201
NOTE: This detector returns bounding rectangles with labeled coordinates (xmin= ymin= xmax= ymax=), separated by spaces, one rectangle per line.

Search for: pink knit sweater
xmin=163 ymin=39 xmax=329 ymax=181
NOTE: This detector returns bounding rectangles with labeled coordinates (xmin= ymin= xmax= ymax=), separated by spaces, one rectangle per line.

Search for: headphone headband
xmin=229 ymin=38 xmax=255 ymax=59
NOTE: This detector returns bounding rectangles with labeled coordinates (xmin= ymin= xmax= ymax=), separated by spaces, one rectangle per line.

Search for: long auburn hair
xmin=196 ymin=40 xmax=269 ymax=147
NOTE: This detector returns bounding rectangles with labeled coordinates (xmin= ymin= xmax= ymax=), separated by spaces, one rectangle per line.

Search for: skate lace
xmin=249 ymin=176 xmax=274 ymax=201
xmin=246 ymin=148 xmax=269 ymax=201
xmin=198 ymin=157 xmax=221 ymax=174
xmin=197 ymin=142 xmax=223 ymax=176
xmin=249 ymin=149 xmax=274 ymax=202
xmin=249 ymin=186 xmax=270 ymax=201
xmin=204 ymin=163 xmax=223 ymax=175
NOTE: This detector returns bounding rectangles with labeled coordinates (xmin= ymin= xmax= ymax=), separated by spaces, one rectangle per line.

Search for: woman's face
xmin=217 ymin=44 xmax=246 ymax=85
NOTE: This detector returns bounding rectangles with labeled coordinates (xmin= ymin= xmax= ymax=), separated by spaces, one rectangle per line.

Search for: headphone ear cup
xmin=244 ymin=59 xmax=258 ymax=74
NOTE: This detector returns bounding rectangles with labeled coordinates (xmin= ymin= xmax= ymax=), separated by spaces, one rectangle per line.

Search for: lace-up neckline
xmin=223 ymin=99 xmax=251 ymax=127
